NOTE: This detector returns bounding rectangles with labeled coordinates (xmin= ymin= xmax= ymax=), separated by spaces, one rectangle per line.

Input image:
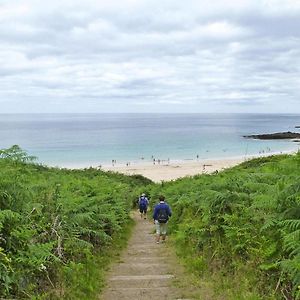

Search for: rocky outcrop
xmin=244 ymin=131 xmax=300 ymax=140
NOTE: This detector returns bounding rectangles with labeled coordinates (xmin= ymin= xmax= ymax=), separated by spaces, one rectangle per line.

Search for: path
xmin=99 ymin=211 xmax=185 ymax=300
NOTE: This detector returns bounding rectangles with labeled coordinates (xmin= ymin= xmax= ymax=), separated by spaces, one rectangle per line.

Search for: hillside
xmin=0 ymin=146 xmax=151 ymax=299
xmin=149 ymin=152 xmax=300 ymax=299
xmin=1 ymin=146 xmax=299 ymax=299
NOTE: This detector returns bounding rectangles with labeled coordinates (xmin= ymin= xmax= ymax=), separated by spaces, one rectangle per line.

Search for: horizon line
xmin=1 ymin=112 xmax=300 ymax=115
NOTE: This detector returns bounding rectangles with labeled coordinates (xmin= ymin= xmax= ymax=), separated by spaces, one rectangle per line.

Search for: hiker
xmin=153 ymin=195 xmax=172 ymax=244
xmin=138 ymin=193 xmax=149 ymax=219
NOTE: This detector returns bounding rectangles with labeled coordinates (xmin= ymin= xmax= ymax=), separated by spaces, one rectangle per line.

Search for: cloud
xmin=0 ymin=0 xmax=299 ymax=113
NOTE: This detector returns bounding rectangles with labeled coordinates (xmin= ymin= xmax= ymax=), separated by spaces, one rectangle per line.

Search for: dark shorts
xmin=139 ymin=206 xmax=147 ymax=213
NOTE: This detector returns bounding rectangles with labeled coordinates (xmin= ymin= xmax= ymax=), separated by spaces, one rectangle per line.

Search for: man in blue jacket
xmin=153 ymin=195 xmax=172 ymax=244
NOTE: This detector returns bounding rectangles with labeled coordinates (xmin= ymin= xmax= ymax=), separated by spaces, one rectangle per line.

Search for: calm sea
xmin=0 ymin=113 xmax=299 ymax=167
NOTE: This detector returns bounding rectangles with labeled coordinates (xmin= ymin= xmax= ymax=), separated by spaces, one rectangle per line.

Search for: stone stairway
xmin=100 ymin=212 xmax=182 ymax=300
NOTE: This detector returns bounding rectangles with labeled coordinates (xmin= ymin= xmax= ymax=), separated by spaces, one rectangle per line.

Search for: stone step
xmin=128 ymin=239 xmax=154 ymax=243
xmin=108 ymin=274 xmax=174 ymax=289
xmin=111 ymin=263 xmax=169 ymax=276
xmin=125 ymin=256 xmax=169 ymax=260
xmin=126 ymin=249 xmax=160 ymax=256
xmin=122 ymin=256 xmax=170 ymax=264
xmin=126 ymin=245 xmax=159 ymax=251
xmin=110 ymin=274 xmax=174 ymax=281
xmin=101 ymin=286 xmax=179 ymax=300
xmin=118 ymin=262 xmax=166 ymax=267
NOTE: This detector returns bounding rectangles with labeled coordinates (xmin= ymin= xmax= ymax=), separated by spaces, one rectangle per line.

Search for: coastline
xmin=103 ymin=157 xmax=243 ymax=182
xmin=52 ymin=149 xmax=297 ymax=183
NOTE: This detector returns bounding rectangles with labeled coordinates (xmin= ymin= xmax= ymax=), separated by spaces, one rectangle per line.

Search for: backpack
xmin=139 ymin=197 xmax=147 ymax=208
xmin=157 ymin=208 xmax=168 ymax=223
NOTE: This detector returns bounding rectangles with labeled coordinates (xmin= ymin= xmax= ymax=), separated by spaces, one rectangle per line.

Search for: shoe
xmin=156 ymin=241 xmax=159 ymax=244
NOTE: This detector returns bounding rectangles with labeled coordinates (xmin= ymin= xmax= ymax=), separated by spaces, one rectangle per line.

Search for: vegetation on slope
xmin=0 ymin=146 xmax=150 ymax=299
xmin=1 ymin=145 xmax=299 ymax=299
xmin=150 ymin=153 xmax=300 ymax=299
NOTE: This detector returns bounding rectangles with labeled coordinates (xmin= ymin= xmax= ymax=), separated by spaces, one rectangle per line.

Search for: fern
xmin=282 ymin=230 xmax=300 ymax=255
xmin=149 ymin=151 xmax=300 ymax=299
xmin=281 ymin=219 xmax=300 ymax=232
xmin=0 ymin=146 xmax=142 ymax=298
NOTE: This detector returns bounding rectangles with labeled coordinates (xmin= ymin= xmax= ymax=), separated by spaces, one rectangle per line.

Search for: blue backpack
xmin=157 ymin=208 xmax=168 ymax=223
xmin=139 ymin=197 xmax=147 ymax=208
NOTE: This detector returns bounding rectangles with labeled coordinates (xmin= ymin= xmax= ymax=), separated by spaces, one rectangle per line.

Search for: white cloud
xmin=201 ymin=21 xmax=249 ymax=39
xmin=262 ymin=0 xmax=300 ymax=16
xmin=0 ymin=0 xmax=299 ymax=113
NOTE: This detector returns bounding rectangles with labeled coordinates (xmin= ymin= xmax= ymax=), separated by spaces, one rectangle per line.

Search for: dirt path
xmin=99 ymin=211 xmax=185 ymax=300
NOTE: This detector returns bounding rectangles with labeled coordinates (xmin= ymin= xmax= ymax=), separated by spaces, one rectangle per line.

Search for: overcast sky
xmin=0 ymin=0 xmax=300 ymax=113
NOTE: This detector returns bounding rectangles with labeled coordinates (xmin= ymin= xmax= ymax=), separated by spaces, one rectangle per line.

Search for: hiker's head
xmin=159 ymin=195 xmax=165 ymax=202
xmin=141 ymin=193 xmax=146 ymax=197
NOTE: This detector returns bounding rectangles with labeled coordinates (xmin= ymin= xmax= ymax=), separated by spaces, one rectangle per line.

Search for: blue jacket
xmin=139 ymin=196 xmax=149 ymax=208
xmin=153 ymin=202 xmax=172 ymax=221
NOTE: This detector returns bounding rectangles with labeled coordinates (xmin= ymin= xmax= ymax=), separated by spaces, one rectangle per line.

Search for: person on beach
xmin=153 ymin=195 xmax=172 ymax=244
xmin=138 ymin=193 xmax=149 ymax=219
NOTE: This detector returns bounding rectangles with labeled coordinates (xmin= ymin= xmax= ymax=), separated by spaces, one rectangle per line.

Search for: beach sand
xmin=100 ymin=150 xmax=298 ymax=182
xmin=55 ymin=150 xmax=296 ymax=183
xmin=102 ymin=157 xmax=244 ymax=182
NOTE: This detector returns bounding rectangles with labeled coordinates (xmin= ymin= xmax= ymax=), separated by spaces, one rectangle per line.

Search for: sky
xmin=0 ymin=0 xmax=300 ymax=113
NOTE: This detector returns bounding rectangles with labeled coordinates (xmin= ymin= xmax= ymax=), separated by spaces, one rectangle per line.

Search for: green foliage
xmin=2 ymin=145 xmax=300 ymax=299
xmin=150 ymin=152 xmax=300 ymax=299
xmin=0 ymin=145 xmax=37 ymax=163
xmin=0 ymin=146 xmax=144 ymax=298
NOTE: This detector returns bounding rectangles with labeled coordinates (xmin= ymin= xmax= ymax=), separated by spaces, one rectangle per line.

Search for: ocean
xmin=0 ymin=113 xmax=299 ymax=167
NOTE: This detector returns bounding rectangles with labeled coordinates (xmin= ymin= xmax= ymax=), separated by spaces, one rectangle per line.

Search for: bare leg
xmin=156 ymin=234 xmax=160 ymax=244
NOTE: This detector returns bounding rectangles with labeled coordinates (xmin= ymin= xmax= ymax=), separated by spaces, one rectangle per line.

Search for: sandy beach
xmin=101 ymin=157 xmax=242 ymax=182
xmin=100 ymin=150 xmax=296 ymax=182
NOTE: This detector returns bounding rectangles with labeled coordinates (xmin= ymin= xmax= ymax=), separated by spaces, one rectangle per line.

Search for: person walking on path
xmin=153 ymin=195 xmax=172 ymax=244
xmin=138 ymin=193 xmax=149 ymax=219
